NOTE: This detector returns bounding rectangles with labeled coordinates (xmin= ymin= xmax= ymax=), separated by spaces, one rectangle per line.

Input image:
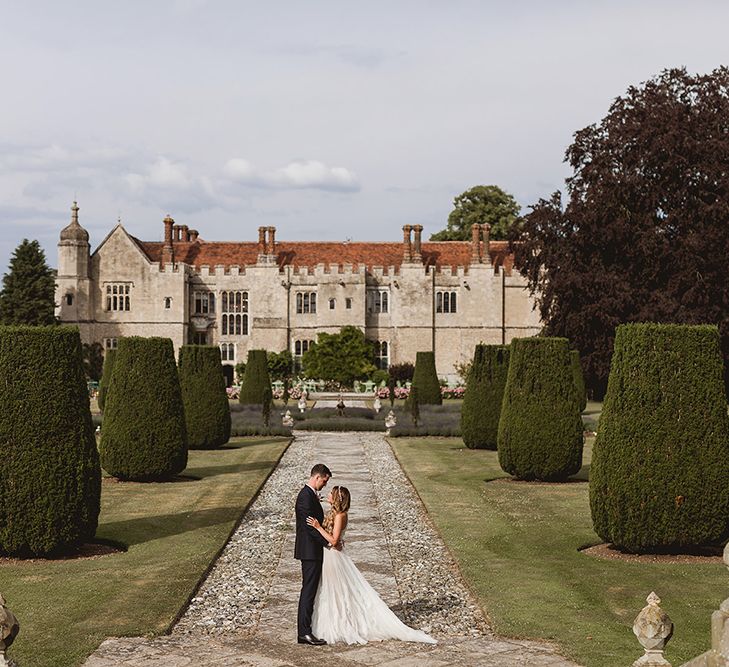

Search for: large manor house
xmin=56 ymin=202 xmax=540 ymax=384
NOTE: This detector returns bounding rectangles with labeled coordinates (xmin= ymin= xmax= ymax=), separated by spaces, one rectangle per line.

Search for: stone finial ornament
xmin=282 ymin=410 xmax=294 ymax=427
xmin=0 ymin=593 xmax=19 ymax=667
xmin=373 ymin=396 xmax=382 ymax=413
xmin=633 ymin=592 xmax=673 ymax=666
xmin=297 ymin=395 xmax=307 ymax=413
xmin=384 ymin=409 xmax=397 ymax=435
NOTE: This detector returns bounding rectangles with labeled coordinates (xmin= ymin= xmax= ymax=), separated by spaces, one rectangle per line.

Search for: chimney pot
xmin=402 ymin=225 xmax=413 ymax=262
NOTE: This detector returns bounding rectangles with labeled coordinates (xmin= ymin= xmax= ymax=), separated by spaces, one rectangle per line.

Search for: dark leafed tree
xmin=0 ymin=239 xmax=56 ymax=326
xmin=430 ymin=185 xmax=521 ymax=241
xmin=514 ymin=67 xmax=729 ymax=397
xmin=82 ymin=342 xmax=104 ymax=381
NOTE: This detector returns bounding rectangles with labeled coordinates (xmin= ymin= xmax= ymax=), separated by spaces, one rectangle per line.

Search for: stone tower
xmin=56 ymin=201 xmax=91 ymax=322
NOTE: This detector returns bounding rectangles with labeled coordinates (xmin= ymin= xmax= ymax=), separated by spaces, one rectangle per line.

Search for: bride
xmin=306 ymin=486 xmax=436 ymax=645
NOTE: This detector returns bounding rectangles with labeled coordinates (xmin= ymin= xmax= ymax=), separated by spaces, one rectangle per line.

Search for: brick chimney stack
xmin=258 ymin=227 xmax=266 ymax=255
xmin=162 ymin=215 xmax=174 ymax=265
xmin=471 ymin=224 xmax=482 ymax=263
xmin=402 ymin=225 xmax=412 ymax=262
xmin=267 ymin=226 xmax=276 ymax=255
xmin=482 ymin=223 xmax=491 ymax=266
xmin=189 ymin=229 xmax=199 ymax=242
xmin=412 ymin=225 xmax=423 ymax=262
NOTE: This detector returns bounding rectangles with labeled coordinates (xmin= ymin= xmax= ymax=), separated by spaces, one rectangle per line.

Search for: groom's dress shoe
xmin=298 ymin=634 xmax=327 ymax=645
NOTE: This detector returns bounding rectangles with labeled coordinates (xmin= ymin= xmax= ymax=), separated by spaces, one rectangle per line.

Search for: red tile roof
xmin=134 ymin=239 xmax=515 ymax=274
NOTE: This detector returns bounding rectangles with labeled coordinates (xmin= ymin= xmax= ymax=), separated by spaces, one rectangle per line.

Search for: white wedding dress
xmin=311 ymin=530 xmax=436 ymax=645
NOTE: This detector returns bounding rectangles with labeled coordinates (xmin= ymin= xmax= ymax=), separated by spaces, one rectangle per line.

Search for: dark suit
xmin=294 ymin=485 xmax=328 ymax=637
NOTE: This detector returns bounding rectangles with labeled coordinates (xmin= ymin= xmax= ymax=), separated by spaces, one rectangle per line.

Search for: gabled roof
xmin=133 ymin=239 xmax=515 ymax=274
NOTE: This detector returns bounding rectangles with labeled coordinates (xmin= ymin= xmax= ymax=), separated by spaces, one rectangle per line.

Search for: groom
xmin=294 ymin=463 xmax=332 ymax=645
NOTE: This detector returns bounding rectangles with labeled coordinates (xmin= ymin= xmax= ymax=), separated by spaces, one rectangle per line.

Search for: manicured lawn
xmin=389 ymin=436 xmax=724 ymax=667
xmin=1 ymin=436 xmax=290 ymax=667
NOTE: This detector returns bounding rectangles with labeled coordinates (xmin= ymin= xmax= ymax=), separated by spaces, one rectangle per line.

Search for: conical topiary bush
xmin=178 ymin=345 xmax=231 ymax=449
xmin=411 ymin=351 xmax=442 ymax=405
xmin=100 ymin=336 xmax=188 ymax=481
xmin=97 ymin=348 xmax=116 ymax=413
xmin=461 ymin=344 xmax=510 ymax=450
xmin=590 ymin=323 xmax=729 ymax=552
xmin=0 ymin=326 xmax=101 ymax=556
xmin=571 ymin=350 xmax=587 ymax=413
xmin=498 ymin=337 xmax=583 ymax=481
xmin=239 ymin=349 xmax=271 ymax=404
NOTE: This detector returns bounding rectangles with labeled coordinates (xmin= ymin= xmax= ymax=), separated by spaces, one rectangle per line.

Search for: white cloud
xmin=223 ymin=158 xmax=360 ymax=192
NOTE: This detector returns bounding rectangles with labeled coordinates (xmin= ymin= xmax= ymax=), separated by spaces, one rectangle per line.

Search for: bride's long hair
xmin=322 ymin=486 xmax=351 ymax=533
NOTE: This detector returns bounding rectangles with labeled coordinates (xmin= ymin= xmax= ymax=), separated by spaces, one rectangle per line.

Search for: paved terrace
xmin=84 ymin=432 xmax=581 ymax=667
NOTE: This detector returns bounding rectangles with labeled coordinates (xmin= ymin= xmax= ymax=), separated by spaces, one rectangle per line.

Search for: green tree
xmin=97 ymin=348 xmax=116 ymax=413
xmin=178 ymin=345 xmax=231 ymax=449
xmin=82 ymin=342 xmax=104 ymax=381
xmin=409 ymin=386 xmax=420 ymax=426
xmin=302 ymin=326 xmax=376 ymax=386
xmin=571 ymin=350 xmax=587 ymax=413
xmin=515 ymin=67 xmax=729 ymax=397
xmin=430 ymin=185 xmax=520 ymax=241
xmin=590 ymin=323 xmax=729 ymax=552
xmin=261 ymin=386 xmax=273 ymax=427
xmin=0 ymin=239 xmax=56 ymax=326
xmin=498 ymin=337 xmax=583 ymax=481
xmin=0 ymin=326 xmax=101 ymax=556
xmin=100 ymin=337 xmax=188 ymax=481
xmin=461 ymin=344 xmax=510 ymax=450
xmin=268 ymin=349 xmax=293 ymax=381
xmin=411 ymin=351 xmax=442 ymax=405
xmin=239 ymin=350 xmax=271 ymax=404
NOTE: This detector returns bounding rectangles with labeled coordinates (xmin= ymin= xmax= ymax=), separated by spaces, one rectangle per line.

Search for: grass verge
xmin=1 ymin=436 xmax=290 ymax=667
xmin=389 ymin=436 xmax=725 ymax=667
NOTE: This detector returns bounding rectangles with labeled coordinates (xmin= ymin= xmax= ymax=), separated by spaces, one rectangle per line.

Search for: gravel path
xmin=84 ymin=432 xmax=582 ymax=666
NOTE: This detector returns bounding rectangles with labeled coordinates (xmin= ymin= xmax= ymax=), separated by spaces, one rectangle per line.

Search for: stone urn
xmin=384 ymin=409 xmax=397 ymax=435
xmin=0 ymin=593 xmax=19 ymax=667
xmin=297 ymin=396 xmax=307 ymax=413
xmin=373 ymin=396 xmax=382 ymax=413
xmin=282 ymin=410 xmax=294 ymax=427
xmin=632 ymin=592 xmax=673 ymax=666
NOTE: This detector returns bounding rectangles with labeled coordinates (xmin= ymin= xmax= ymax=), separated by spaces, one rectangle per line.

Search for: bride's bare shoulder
xmin=335 ymin=511 xmax=349 ymax=527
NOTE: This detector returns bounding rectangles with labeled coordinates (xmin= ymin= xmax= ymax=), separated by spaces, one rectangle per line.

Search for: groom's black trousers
xmin=298 ymin=559 xmax=323 ymax=637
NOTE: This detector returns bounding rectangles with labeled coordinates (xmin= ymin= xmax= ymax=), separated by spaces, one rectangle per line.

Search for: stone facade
xmin=56 ymin=203 xmax=541 ymax=383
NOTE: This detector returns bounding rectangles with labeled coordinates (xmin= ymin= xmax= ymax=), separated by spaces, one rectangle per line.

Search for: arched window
xmin=436 ymin=290 xmax=457 ymax=313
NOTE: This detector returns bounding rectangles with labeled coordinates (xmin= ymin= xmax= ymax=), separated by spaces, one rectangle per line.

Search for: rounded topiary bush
xmin=590 ymin=323 xmax=729 ymax=552
xmin=239 ymin=349 xmax=271 ymax=405
xmin=178 ymin=345 xmax=231 ymax=450
xmin=571 ymin=350 xmax=587 ymax=413
xmin=411 ymin=351 xmax=442 ymax=405
xmin=97 ymin=347 xmax=116 ymax=413
xmin=497 ymin=337 xmax=583 ymax=481
xmin=100 ymin=336 xmax=188 ymax=481
xmin=461 ymin=344 xmax=510 ymax=450
xmin=0 ymin=326 xmax=101 ymax=557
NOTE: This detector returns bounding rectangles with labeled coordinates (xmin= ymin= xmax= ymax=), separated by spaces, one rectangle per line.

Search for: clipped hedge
xmin=411 ymin=351 xmax=442 ymax=405
xmin=498 ymin=337 xmax=583 ymax=481
xmin=178 ymin=345 xmax=231 ymax=449
xmin=0 ymin=326 xmax=101 ymax=556
xmin=239 ymin=349 xmax=271 ymax=404
xmin=590 ymin=323 xmax=729 ymax=552
xmin=97 ymin=348 xmax=116 ymax=412
xmin=100 ymin=337 xmax=188 ymax=481
xmin=571 ymin=350 xmax=587 ymax=413
xmin=461 ymin=344 xmax=510 ymax=449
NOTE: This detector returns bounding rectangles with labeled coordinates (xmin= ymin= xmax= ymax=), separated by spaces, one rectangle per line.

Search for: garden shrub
xmin=498 ymin=337 xmax=583 ymax=481
xmin=100 ymin=337 xmax=188 ymax=481
xmin=590 ymin=323 xmax=729 ymax=552
xmin=262 ymin=386 xmax=273 ymax=427
xmin=461 ymin=344 xmax=509 ymax=450
xmin=178 ymin=345 xmax=231 ymax=450
xmin=97 ymin=348 xmax=116 ymax=413
xmin=239 ymin=349 xmax=271 ymax=404
xmin=571 ymin=350 xmax=587 ymax=412
xmin=411 ymin=352 xmax=442 ymax=404
xmin=0 ymin=326 xmax=101 ymax=556
xmin=388 ymin=362 xmax=415 ymax=383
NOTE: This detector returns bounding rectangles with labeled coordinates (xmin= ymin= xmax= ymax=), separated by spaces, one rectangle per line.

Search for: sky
xmin=2 ymin=0 xmax=729 ymax=271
